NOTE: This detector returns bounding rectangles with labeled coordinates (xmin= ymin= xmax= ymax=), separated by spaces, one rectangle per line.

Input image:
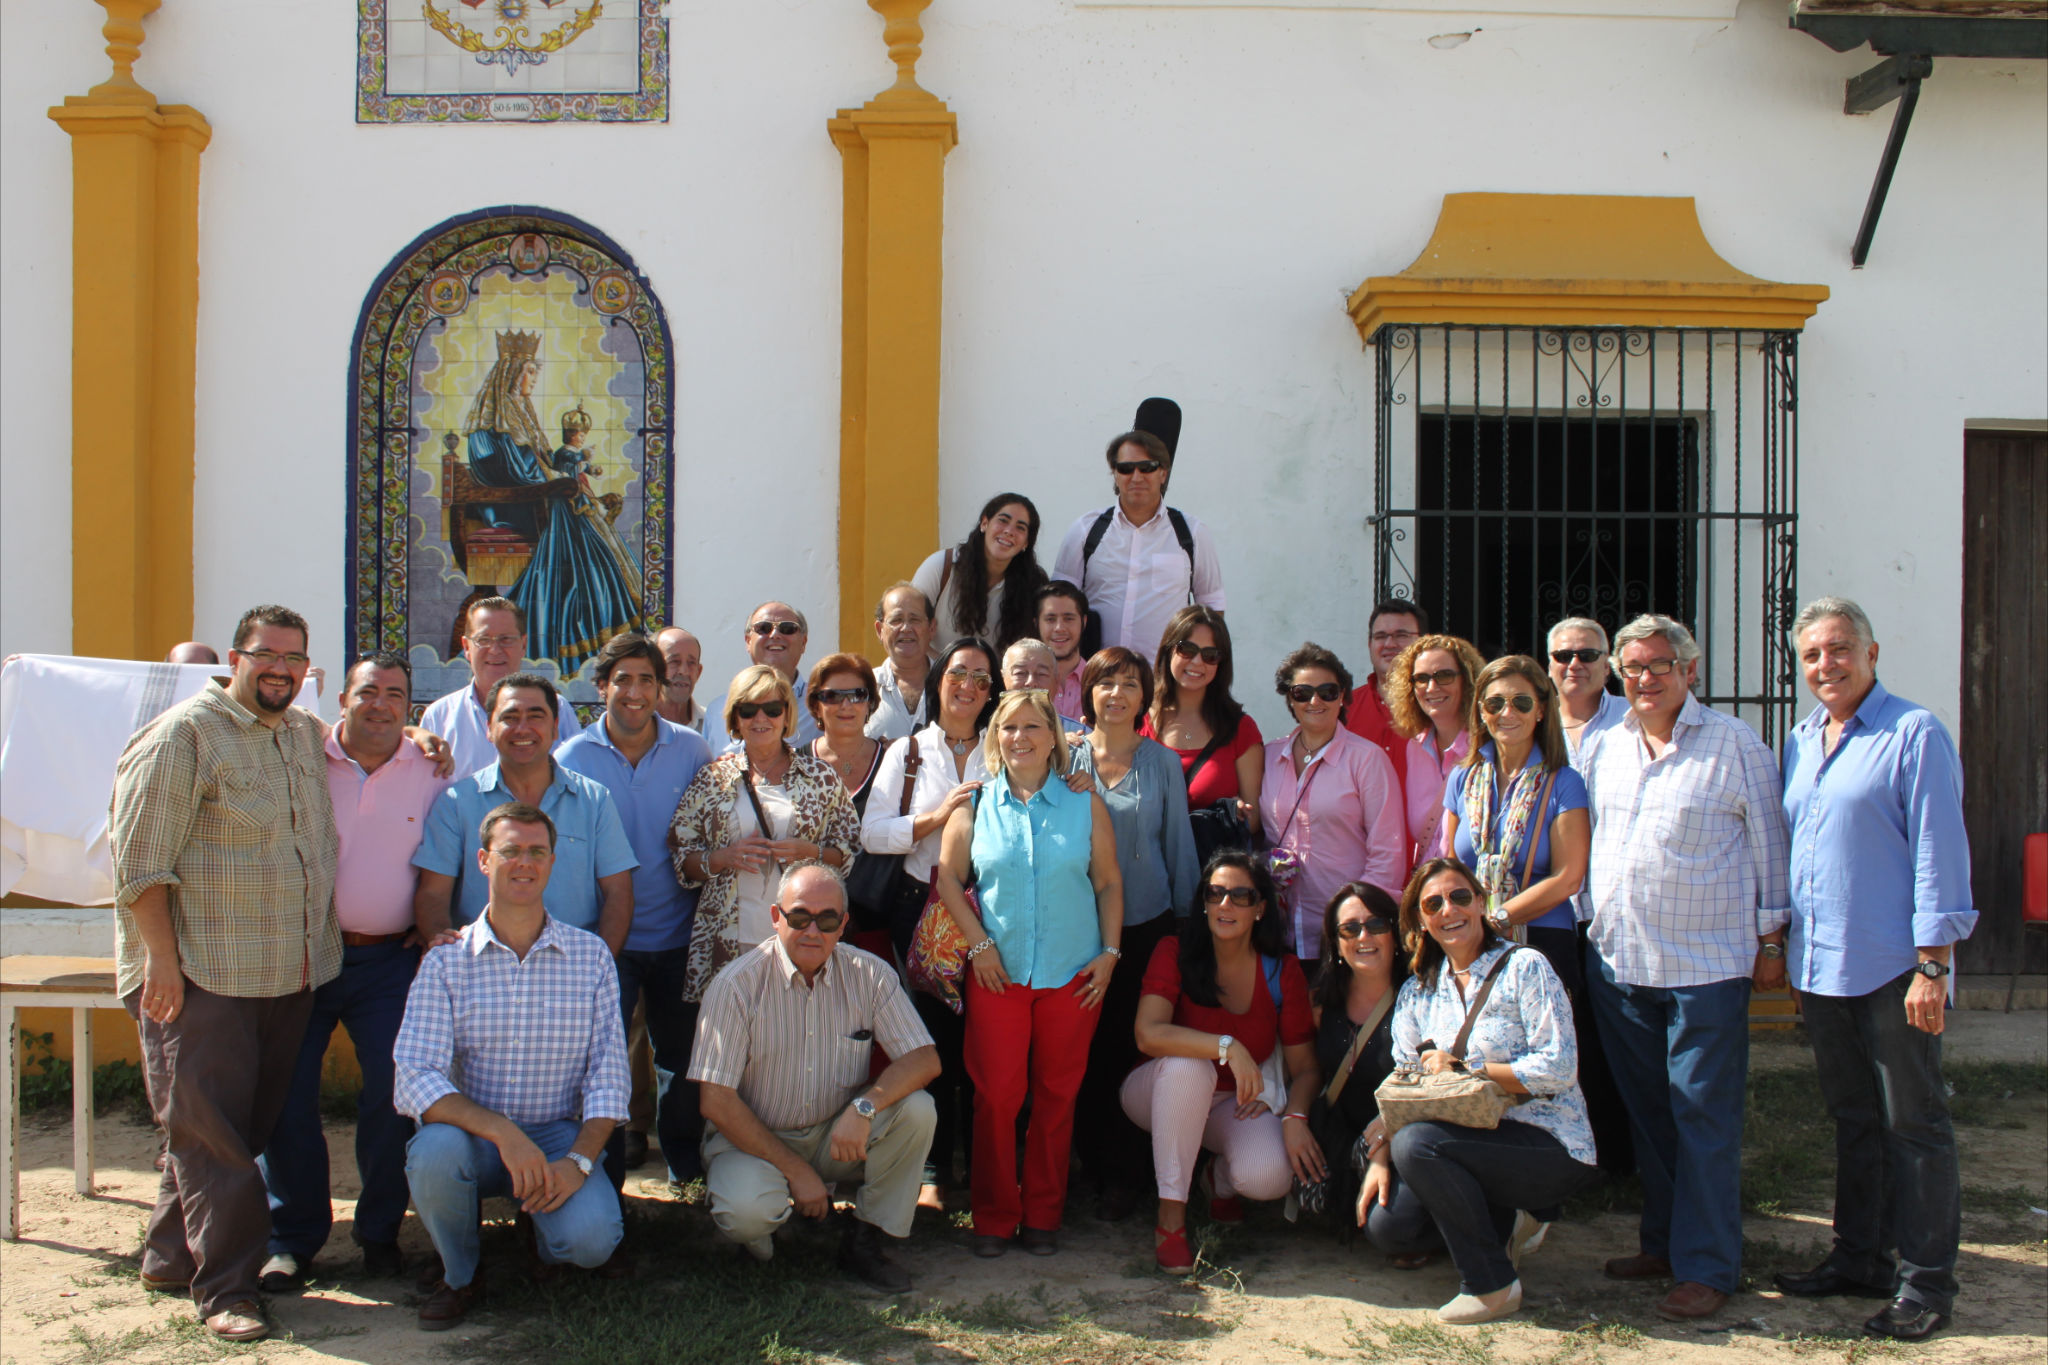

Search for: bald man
xmin=166 ymin=642 xmax=221 ymax=665
xmin=653 ymin=627 xmax=708 ymax=735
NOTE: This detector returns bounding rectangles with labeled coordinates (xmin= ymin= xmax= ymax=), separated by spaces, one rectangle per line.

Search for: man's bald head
xmin=166 ymin=642 xmax=220 ymax=665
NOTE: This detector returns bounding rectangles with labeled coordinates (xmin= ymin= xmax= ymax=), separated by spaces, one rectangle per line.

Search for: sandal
xmin=1155 ymin=1225 xmax=1195 ymax=1275
xmin=1389 ymin=1250 xmax=1435 ymax=1270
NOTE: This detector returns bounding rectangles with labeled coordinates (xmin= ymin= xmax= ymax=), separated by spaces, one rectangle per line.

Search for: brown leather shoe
xmin=138 ymin=1270 xmax=190 ymax=1296
xmin=1604 ymin=1252 xmax=1674 ymax=1280
xmin=1656 ymin=1281 xmax=1730 ymax=1320
xmin=203 ymin=1300 xmax=271 ymax=1342
xmin=418 ymin=1278 xmax=484 ymax=1331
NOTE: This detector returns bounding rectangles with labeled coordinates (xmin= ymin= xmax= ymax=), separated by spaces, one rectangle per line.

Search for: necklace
xmin=948 ymin=735 xmax=974 ymax=755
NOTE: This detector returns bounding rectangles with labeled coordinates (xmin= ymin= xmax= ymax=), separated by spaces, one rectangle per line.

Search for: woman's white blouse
xmin=1390 ymin=941 xmax=1597 ymax=1165
xmin=860 ymin=722 xmax=994 ymax=885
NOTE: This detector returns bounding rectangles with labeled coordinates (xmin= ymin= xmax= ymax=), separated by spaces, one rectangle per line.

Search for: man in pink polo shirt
xmin=257 ymin=652 xmax=452 ymax=1290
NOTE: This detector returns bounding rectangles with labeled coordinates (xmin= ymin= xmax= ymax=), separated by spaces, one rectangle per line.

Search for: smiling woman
xmin=912 ymin=494 xmax=1049 ymax=651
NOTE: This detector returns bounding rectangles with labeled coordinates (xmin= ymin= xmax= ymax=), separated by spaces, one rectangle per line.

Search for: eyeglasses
xmin=1113 ymin=460 xmax=1164 ymax=476
xmin=1420 ymin=887 xmax=1478 ymax=916
xmin=1336 ymin=917 xmax=1397 ymax=939
xmin=780 ymin=907 xmax=846 ymax=933
xmin=238 ymin=649 xmax=310 ymax=667
xmin=944 ymin=667 xmax=994 ymax=688
xmin=467 ymin=633 xmax=522 ymax=651
xmin=1481 ymin=693 xmax=1538 ymax=716
xmin=734 ymin=700 xmax=788 ymax=720
xmin=1617 ymin=658 xmax=1681 ymax=679
xmin=1370 ymin=629 xmax=1419 ymax=647
xmin=1288 ymin=682 xmax=1343 ymax=704
xmin=1172 ymin=640 xmax=1223 ymax=665
xmin=881 ymin=613 xmax=929 ymax=630
xmin=1411 ymin=668 xmax=1460 ymax=691
xmin=815 ymin=687 xmax=871 ymax=706
xmin=1203 ymin=884 xmax=1261 ymax=907
xmin=750 ymin=620 xmax=804 ymax=637
xmin=1550 ymin=648 xmax=1603 ymax=666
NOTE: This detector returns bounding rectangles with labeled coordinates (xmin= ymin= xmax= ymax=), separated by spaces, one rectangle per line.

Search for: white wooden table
xmin=1 ymin=956 xmax=124 ymax=1240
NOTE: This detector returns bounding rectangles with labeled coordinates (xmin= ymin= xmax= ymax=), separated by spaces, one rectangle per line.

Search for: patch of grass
xmin=59 ymin=1314 xmax=217 ymax=1364
xmin=1947 ymin=1060 xmax=2048 ymax=1129
xmin=1544 ymin=1319 xmax=1648 ymax=1363
xmin=16 ymin=1036 xmax=150 ymax=1120
xmin=1742 ymin=1068 xmax=1837 ymax=1214
xmin=1345 ymin=1316 xmax=1497 ymax=1365
xmin=1961 ymin=1182 xmax=2048 ymax=1244
xmin=1779 ymin=1329 xmax=1915 ymax=1362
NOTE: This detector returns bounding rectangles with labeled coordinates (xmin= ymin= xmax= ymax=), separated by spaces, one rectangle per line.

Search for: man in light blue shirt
xmin=1773 ymin=597 xmax=1975 ymax=1343
xmin=412 ymin=673 xmax=636 ymax=948
xmin=557 ymin=634 xmax=712 ymax=1186
xmin=417 ymin=597 xmax=583 ymax=780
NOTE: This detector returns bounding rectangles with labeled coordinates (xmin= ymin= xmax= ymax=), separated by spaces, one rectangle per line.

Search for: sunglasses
xmin=1172 ymin=640 xmax=1223 ymax=665
xmin=1412 ymin=668 xmax=1461 ymax=691
xmin=1336 ymin=917 xmax=1397 ymax=939
xmin=734 ymin=700 xmax=788 ymax=720
xmin=750 ymin=620 xmax=804 ymax=637
xmin=944 ymin=667 xmax=994 ymax=688
xmin=815 ymin=687 xmax=871 ymax=706
xmin=1551 ymin=648 xmax=1603 ymax=666
xmin=1482 ymin=693 xmax=1538 ymax=716
xmin=1203 ymin=884 xmax=1261 ymax=907
xmin=1420 ymin=887 xmax=1478 ymax=916
xmin=780 ymin=907 xmax=846 ymax=933
xmin=1288 ymin=682 xmax=1343 ymax=704
xmin=1113 ymin=460 xmax=1164 ymax=476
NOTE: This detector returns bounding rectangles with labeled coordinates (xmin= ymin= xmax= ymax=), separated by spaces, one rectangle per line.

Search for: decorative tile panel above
xmin=358 ymin=0 xmax=669 ymax=124
xmin=348 ymin=209 xmax=674 ymax=722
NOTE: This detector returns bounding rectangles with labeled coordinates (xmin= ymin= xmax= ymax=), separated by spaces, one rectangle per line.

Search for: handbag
xmin=1182 ymin=726 xmax=1252 ymax=862
xmin=904 ymin=789 xmax=979 ymax=1014
xmin=1265 ymin=751 xmax=1324 ymax=896
xmin=1372 ymin=947 xmax=1522 ymax=1136
xmin=844 ymin=737 xmax=922 ymax=933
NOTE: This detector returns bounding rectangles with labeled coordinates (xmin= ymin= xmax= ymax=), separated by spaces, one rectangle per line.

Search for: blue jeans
xmin=406 ymin=1119 xmax=623 ymax=1289
xmin=610 ymin=946 xmax=700 ymax=1183
xmin=1588 ymin=951 xmax=1750 ymax=1292
xmin=1803 ymin=970 xmax=1960 ymax=1314
xmin=259 ymin=940 xmax=418 ymax=1258
xmin=1383 ymin=1119 xmax=1599 ymax=1294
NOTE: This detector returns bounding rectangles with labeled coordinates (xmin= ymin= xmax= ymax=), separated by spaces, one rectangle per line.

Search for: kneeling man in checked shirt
xmin=393 ymin=802 xmax=629 ymax=1331
xmin=690 ymin=863 xmax=939 ymax=1292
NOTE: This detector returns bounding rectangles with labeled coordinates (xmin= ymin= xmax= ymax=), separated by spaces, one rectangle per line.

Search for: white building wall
xmin=1 ymin=0 xmax=2041 ymax=736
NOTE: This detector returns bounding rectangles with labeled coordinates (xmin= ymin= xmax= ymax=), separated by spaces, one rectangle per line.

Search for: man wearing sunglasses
xmin=691 ymin=863 xmax=939 ymax=1293
xmin=1546 ymin=617 xmax=1628 ymax=765
xmin=712 ymin=602 xmax=820 ymax=752
xmin=1052 ymin=409 xmax=1226 ymax=669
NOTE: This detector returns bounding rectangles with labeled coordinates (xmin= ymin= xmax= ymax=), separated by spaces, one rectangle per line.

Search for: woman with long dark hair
xmin=1123 ymin=851 xmax=1321 ymax=1272
xmin=912 ymin=493 xmax=1048 ymax=651
xmin=1144 ymin=605 xmax=1263 ymax=849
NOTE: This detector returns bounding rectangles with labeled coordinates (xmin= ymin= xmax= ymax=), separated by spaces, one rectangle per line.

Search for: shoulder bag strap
xmin=1166 ymin=506 xmax=1197 ymax=600
xmin=937 ymin=549 xmax=956 ymax=610
xmin=739 ymin=759 xmax=779 ymax=843
xmin=1081 ymin=507 xmax=1117 ymax=569
xmin=1273 ymin=751 xmax=1325 ymax=848
xmin=1182 ymin=725 xmax=1230 ymax=790
xmin=1448 ymin=945 xmax=1518 ymax=1062
xmin=1516 ymin=768 xmax=1560 ymax=891
xmin=1322 ymin=990 xmax=1395 ymax=1108
xmin=897 ymin=736 xmax=923 ymax=817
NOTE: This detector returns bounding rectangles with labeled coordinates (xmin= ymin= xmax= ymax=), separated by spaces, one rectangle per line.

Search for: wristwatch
xmin=1758 ymin=942 xmax=1785 ymax=961
xmin=1485 ymin=905 xmax=1512 ymax=932
xmin=1216 ymin=1034 xmax=1235 ymax=1063
xmin=851 ymin=1096 xmax=878 ymax=1120
xmin=1913 ymin=959 xmax=1950 ymax=980
xmin=566 ymin=1151 xmax=594 ymax=1177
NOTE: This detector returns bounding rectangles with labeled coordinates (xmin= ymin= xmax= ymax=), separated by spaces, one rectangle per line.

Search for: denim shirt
xmin=1065 ymin=737 xmax=1200 ymax=927
xmin=969 ymin=773 xmax=1102 ymax=989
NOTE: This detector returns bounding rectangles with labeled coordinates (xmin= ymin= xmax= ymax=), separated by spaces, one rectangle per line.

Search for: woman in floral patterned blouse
xmin=670 ymin=664 xmax=860 ymax=1002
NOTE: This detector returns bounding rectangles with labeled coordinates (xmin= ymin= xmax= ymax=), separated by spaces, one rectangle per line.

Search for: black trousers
xmin=1073 ymin=913 xmax=1176 ymax=1195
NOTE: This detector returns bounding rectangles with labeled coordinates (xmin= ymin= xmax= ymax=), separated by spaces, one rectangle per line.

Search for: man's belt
xmin=339 ymin=930 xmax=411 ymax=947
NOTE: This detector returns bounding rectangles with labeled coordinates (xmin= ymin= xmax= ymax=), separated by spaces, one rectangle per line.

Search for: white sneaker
xmin=1507 ymin=1210 xmax=1551 ymax=1268
xmin=1439 ymin=1278 xmax=1522 ymax=1325
xmin=257 ymin=1253 xmax=303 ymax=1293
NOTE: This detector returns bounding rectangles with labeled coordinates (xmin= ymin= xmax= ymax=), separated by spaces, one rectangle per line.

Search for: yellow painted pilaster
xmin=47 ymin=1 xmax=210 ymax=660
xmin=831 ymin=1 xmax=956 ymax=654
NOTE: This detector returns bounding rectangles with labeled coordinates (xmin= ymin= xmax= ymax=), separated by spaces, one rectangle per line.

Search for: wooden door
xmin=1958 ymin=429 xmax=2048 ymax=976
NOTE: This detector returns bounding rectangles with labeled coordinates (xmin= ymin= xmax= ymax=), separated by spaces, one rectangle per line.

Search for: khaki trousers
xmin=704 ymin=1089 xmax=935 ymax=1242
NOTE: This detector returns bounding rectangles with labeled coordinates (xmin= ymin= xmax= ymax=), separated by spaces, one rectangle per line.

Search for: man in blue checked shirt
xmin=1772 ymin=598 xmax=1975 ymax=1343
xmin=395 ymin=802 xmax=631 ymax=1331
xmin=411 ymin=672 xmax=637 ymax=948
xmin=557 ymin=633 xmax=713 ymax=1188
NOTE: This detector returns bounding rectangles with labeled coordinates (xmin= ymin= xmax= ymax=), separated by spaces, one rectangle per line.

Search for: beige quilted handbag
xmin=1373 ymin=947 xmax=1523 ymax=1136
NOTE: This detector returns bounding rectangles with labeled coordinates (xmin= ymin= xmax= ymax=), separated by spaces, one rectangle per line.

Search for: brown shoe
xmin=1604 ymin=1252 xmax=1674 ymax=1280
xmin=138 ymin=1270 xmax=191 ymax=1296
xmin=1656 ymin=1281 xmax=1730 ymax=1320
xmin=203 ymin=1300 xmax=271 ymax=1342
xmin=418 ymin=1278 xmax=484 ymax=1331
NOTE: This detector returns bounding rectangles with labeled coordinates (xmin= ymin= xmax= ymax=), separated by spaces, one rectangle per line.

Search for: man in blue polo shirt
xmin=412 ymin=673 xmax=636 ymax=949
xmin=557 ymin=634 xmax=713 ymax=1186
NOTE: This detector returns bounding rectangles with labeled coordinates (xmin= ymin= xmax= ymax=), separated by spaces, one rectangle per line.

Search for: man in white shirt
xmin=711 ymin=602 xmax=822 ymax=751
xmin=1052 ymin=415 xmax=1225 ymax=668
xmin=419 ymin=597 xmax=582 ymax=778
xmin=653 ymin=626 xmax=709 ymax=735
xmin=866 ymin=584 xmax=936 ymax=743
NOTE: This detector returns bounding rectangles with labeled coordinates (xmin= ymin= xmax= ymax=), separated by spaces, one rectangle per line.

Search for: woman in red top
xmin=1123 ymin=850 xmax=1323 ymax=1273
xmin=1144 ymin=606 xmax=1264 ymax=848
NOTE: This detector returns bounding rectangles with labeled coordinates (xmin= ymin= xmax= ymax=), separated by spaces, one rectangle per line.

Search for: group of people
xmin=105 ymin=417 xmax=1974 ymax=1346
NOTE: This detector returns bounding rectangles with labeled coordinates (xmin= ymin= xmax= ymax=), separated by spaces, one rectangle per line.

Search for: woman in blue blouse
xmin=1065 ymin=645 xmax=1202 ymax=1220
xmin=1360 ymin=858 xmax=1599 ymax=1325
xmin=1438 ymin=655 xmax=1590 ymax=998
xmin=935 ymin=689 xmax=1123 ymax=1258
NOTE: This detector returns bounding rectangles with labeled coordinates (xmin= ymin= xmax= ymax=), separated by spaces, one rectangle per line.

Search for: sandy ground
xmin=3 ymin=1015 xmax=2044 ymax=1365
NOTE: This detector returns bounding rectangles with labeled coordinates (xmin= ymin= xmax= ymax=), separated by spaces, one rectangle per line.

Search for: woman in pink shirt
xmin=1379 ymin=635 xmax=1487 ymax=872
xmin=1258 ymin=643 xmax=1407 ymax=963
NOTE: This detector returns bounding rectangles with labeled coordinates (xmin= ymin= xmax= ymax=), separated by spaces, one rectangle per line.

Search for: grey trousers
xmin=704 ymin=1090 xmax=936 ymax=1243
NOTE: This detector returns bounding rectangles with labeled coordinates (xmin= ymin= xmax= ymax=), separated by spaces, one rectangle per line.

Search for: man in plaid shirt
xmin=394 ymin=801 xmax=630 ymax=1331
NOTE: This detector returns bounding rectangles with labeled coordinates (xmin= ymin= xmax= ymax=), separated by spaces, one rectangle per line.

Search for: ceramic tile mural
xmin=349 ymin=209 xmax=673 ymax=721
xmin=358 ymin=0 xmax=669 ymax=124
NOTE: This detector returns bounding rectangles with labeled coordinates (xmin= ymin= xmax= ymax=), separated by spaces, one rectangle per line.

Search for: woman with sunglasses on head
xmin=934 ymin=689 xmax=1123 ymax=1258
xmin=1260 ymin=644 xmax=1407 ymax=968
xmin=671 ymin=665 xmax=861 ymax=1002
xmin=1362 ymin=858 xmax=1598 ymax=1325
xmin=1438 ymin=656 xmax=1590 ymax=999
xmin=1123 ymin=851 xmax=1319 ymax=1272
xmin=806 ymin=653 xmax=886 ymax=817
xmin=860 ymin=637 xmax=1004 ymax=1203
xmin=911 ymin=493 xmax=1048 ymax=652
xmin=1066 ymin=646 xmax=1202 ymax=1221
xmin=1381 ymin=635 xmax=1489 ymax=871
xmin=1144 ymin=605 xmax=1264 ymax=849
